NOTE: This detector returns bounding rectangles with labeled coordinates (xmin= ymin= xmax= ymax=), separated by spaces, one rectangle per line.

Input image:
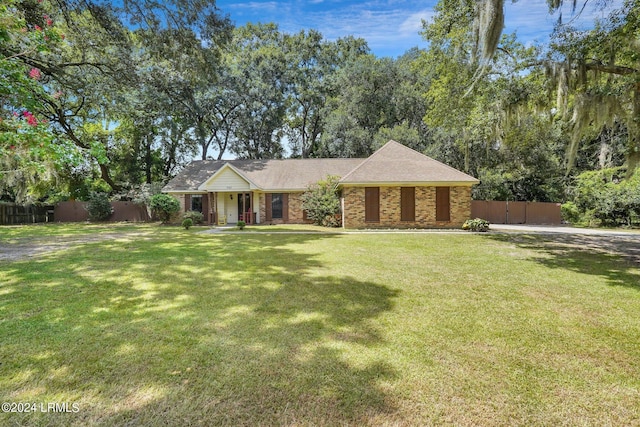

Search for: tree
xmin=417 ymin=2 xmax=573 ymax=202
xmin=320 ymin=53 xmax=427 ymax=158
xmin=0 ymin=0 xmax=80 ymax=201
xmin=226 ymin=24 xmax=288 ymax=159
xmin=140 ymin=21 xmax=232 ymax=161
xmin=568 ymin=167 xmax=640 ymax=226
xmin=472 ymin=0 xmax=617 ymax=64
xmin=282 ymin=30 xmax=368 ymax=158
xmin=549 ymin=1 xmax=640 ymax=174
xmin=205 ymin=64 xmax=243 ymax=160
xmin=417 ymin=0 xmax=497 ymax=173
xmin=2 ymin=0 xmax=231 ymax=201
xmin=86 ymin=191 xmax=113 ymax=221
xmin=455 ymin=0 xmax=637 ymax=175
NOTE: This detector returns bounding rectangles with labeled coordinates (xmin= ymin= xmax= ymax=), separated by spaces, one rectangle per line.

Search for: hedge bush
xmin=86 ymin=192 xmax=113 ymax=221
xmin=183 ymin=210 xmax=204 ymax=224
xmin=567 ymin=167 xmax=640 ymax=226
xmin=150 ymin=194 xmax=180 ymax=223
xmin=462 ymin=218 xmax=490 ymax=232
xmin=301 ymin=175 xmax=342 ymax=227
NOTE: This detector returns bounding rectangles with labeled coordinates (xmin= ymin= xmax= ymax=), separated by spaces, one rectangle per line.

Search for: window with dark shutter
xmin=271 ymin=193 xmax=283 ymax=219
xmin=401 ymin=187 xmax=415 ymax=221
xmin=191 ymin=195 xmax=203 ymax=213
xmin=436 ymin=187 xmax=450 ymax=221
xmin=365 ymin=187 xmax=380 ymax=222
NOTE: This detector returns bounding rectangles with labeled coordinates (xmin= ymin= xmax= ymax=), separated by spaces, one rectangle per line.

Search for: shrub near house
xmin=301 ymin=176 xmax=342 ymax=227
xmin=150 ymin=193 xmax=180 ymax=223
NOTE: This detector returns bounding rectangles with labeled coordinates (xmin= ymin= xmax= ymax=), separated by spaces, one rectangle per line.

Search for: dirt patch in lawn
xmin=0 ymin=231 xmax=152 ymax=262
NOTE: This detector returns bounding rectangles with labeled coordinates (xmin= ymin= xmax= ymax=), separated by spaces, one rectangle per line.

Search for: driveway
xmin=490 ymin=224 xmax=640 ymax=265
xmin=490 ymin=224 xmax=640 ymax=237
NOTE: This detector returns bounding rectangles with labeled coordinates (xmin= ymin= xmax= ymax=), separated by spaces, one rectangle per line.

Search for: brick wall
xmin=450 ymin=186 xmax=472 ymax=226
xmin=342 ymin=187 xmax=366 ymax=227
xmin=174 ymin=194 xmax=186 ymax=212
xmin=343 ymin=186 xmax=472 ymax=228
xmin=258 ymin=192 xmax=307 ymax=224
xmin=287 ymin=192 xmax=309 ymax=223
xmin=258 ymin=193 xmax=266 ymax=224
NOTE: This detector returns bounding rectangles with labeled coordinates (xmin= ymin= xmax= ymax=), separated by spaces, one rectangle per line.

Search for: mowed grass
xmin=1 ymin=225 xmax=639 ymax=426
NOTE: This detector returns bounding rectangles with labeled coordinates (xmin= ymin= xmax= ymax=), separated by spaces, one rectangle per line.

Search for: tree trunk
xmin=145 ymin=133 xmax=152 ymax=184
xmin=99 ymin=163 xmax=120 ymax=192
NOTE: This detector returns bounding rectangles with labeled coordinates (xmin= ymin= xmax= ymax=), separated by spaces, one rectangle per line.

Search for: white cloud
xmin=399 ymin=9 xmax=435 ymax=36
xmin=283 ymin=4 xmax=435 ymax=56
xmin=225 ymin=1 xmax=289 ymax=18
xmin=217 ymin=0 xmax=626 ymax=57
xmin=230 ymin=1 xmax=280 ymax=10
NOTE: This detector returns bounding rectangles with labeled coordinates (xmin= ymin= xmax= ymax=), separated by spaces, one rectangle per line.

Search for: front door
xmin=222 ymin=193 xmax=238 ymax=223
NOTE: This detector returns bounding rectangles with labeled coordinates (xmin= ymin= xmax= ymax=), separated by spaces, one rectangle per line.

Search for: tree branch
xmin=584 ymin=60 xmax=637 ymax=76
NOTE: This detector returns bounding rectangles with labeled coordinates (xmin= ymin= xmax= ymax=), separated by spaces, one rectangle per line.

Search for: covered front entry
xmin=195 ymin=163 xmax=257 ymax=225
xmin=213 ymin=192 xmax=254 ymax=224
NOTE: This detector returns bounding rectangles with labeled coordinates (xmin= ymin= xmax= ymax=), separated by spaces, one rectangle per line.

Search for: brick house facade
xmin=163 ymin=141 xmax=478 ymax=228
xmin=257 ymin=192 xmax=310 ymax=225
xmin=342 ymin=186 xmax=472 ymax=228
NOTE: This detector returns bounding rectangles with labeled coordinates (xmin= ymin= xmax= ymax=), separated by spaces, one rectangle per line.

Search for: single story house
xmin=162 ymin=140 xmax=479 ymax=228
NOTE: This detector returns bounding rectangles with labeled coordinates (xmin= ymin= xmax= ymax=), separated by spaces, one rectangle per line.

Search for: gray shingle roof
xmin=240 ymin=158 xmax=364 ymax=190
xmin=163 ymin=158 xmax=364 ymax=192
xmin=163 ymin=140 xmax=478 ymax=192
xmin=339 ymin=140 xmax=479 ymax=185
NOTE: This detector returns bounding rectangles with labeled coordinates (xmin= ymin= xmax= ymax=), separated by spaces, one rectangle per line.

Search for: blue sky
xmin=214 ymin=0 xmax=620 ymax=57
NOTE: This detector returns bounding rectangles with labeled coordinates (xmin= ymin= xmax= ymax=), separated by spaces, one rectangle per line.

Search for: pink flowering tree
xmin=0 ymin=0 xmax=79 ymax=201
xmin=2 ymin=0 xmax=231 ymax=201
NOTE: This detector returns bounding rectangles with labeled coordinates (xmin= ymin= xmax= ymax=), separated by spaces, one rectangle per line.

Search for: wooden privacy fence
xmin=0 ymin=201 xmax=149 ymax=224
xmin=54 ymin=201 xmax=150 ymax=222
xmin=0 ymin=203 xmax=54 ymax=225
xmin=471 ymin=201 xmax=562 ymax=225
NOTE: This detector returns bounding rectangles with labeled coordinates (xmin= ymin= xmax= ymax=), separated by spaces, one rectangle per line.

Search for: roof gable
xmin=197 ymin=163 xmax=255 ymax=191
xmin=339 ymin=140 xmax=479 ymax=185
xmin=163 ymin=160 xmax=226 ymax=192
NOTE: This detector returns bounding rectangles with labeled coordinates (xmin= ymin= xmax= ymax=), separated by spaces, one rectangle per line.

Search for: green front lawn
xmin=1 ymin=225 xmax=639 ymax=426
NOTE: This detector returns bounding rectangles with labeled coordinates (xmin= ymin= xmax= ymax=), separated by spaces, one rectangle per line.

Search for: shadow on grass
xmin=0 ymin=232 xmax=399 ymax=426
xmin=487 ymin=233 xmax=640 ymax=290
